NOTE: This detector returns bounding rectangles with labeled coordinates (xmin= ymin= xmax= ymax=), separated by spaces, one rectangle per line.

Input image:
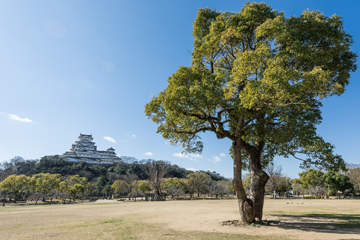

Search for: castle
xmin=57 ymin=134 xmax=121 ymax=164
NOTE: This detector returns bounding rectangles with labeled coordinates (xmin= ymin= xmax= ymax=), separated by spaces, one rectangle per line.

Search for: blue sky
xmin=0 ymin=0 xmax=359 ymax=179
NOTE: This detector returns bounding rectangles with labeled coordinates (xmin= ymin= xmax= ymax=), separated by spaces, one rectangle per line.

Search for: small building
xmin=56 ymin=134 xmax=121 ymax=164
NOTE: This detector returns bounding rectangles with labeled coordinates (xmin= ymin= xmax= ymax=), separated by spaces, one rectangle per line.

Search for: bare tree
xmin=144 ymin=160 xmax=169 ymax=200
xmin=0 ymin=189 xmax=12 ymax=207
xmin=292 ymin=182 xmax=302 ymax=197
xmin=219 ymin=181 xmax=233 ymax=199
xmin=53 ymin=191 xmax=71 ymax=204
xmin=345 ymin=163 xmax=360 ymax=196
xmin=28 ymin=192 xmax=43 ymax=205
xmin=265 ymin=164 xmax=283 ymax=199
xmin=208 ymin=180 xmax=220 ymax=198
xmin=166 ymin=185 xmax=184 ymax=200
xmin=309 ymin=185 xmax=328 ymax=199
xmin=119 ymin=173 xmax=138 ymax=200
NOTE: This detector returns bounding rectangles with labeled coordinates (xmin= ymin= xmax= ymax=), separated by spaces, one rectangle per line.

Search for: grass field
xmin=0 ymin=198 xmax=359 ymax=240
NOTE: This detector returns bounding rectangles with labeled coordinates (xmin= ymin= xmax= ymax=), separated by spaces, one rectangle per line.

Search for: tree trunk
xmin=2 ymin=199 xmax=5 ymax=207
xmin=233 ymin=137 xmax=255 ymax=224
xmin=247 ymin=144 xmax=269 ymax=221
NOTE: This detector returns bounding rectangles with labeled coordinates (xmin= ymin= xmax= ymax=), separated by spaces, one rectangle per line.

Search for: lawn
xmin=0 ymin=198 xmax=359 ymax=239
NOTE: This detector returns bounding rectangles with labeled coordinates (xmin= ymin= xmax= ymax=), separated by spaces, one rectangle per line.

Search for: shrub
xmin=303 ymin=196 xmax=324 ymax=199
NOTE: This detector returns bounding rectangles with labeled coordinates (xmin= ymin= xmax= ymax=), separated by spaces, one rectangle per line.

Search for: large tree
xmin=324 ymin=172 xmax=353 ymax=199
xmin=145 ymin=2 xmax=356 ymax=223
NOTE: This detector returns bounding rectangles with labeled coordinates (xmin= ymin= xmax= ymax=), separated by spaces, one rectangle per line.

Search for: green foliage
xmin=186 ymin=172 xmax=211 ymax=196
xmin=145 ymin=2 xmax=356 ymax=172
xmin=32 ymin=173 xmax=61 ymax=195
xmin=242 ymin=174 xmax=251 ymax=191
xmin=111 ymin=180 xmax=129 ymax=195
xmin=0 ymin=174 xmax=31 ymax=199
xmin=324 ymin=172 xmax=353 ymax=195
xmin=303 ymin=196 xmax=324 ymax=199
xmin=298 ymin=169 xmax=324 ymax=189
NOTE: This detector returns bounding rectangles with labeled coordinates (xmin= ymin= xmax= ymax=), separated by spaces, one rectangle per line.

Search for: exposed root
xmin=221 ymin=219 xmax=286 ymax=227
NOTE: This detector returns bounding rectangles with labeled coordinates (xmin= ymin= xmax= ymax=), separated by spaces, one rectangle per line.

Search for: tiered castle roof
xmin=57 ymin=134 xmax=121 ymax=164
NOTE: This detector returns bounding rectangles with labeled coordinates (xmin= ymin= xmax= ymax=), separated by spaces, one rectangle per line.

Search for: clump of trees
xmin=262 ymin=164 xmax=356 ymax=199
xmin=293 ymin=168 xmax=355 ymax=199
xmin=111 ymin=171 xmax=233 ymax=202
xmin=0 ymin=173 xmax=95 ymax=206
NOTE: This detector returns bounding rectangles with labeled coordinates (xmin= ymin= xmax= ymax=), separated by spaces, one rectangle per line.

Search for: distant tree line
xmin=0 ymin=155 xmax=230 ymax=205
xmin=261 ymin=164 xmax=359 ymax=199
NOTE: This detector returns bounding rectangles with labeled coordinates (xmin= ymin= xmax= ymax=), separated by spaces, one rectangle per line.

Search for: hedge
xmin=303 ymin=196 xmax=324 ymax=199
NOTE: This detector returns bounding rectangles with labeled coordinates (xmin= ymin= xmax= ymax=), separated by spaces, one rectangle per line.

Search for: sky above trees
xmin=0 ymin=0 xmax=359 ymax=178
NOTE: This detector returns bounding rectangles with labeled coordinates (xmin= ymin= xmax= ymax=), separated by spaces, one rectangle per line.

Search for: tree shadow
xmin=268 ymin=214 xmax=360 ymax=235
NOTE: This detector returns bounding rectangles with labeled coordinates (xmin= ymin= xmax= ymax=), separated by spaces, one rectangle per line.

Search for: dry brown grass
xmin=0 ymin=198 xmax=359 ymax=239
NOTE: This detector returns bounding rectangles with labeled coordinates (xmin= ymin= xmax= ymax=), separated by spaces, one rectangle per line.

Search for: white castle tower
xmin=59 ymin=134 xmax=121 ymax=164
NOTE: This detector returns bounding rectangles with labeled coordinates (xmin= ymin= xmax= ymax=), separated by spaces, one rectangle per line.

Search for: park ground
xmin=0 ymin=198 xmax=359 ymax=240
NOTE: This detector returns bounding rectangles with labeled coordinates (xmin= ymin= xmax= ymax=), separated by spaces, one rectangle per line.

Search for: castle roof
xmin=80 ymin=133 xmax=92 ymax=137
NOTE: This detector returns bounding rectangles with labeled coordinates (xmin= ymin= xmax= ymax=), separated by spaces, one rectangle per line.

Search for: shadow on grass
xmin=267 ymin=213 xmax=360 ymax=235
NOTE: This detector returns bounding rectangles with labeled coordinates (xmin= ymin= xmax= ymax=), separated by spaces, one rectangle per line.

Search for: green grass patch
xmin=100 ymin=219 xmax=123 ymax=224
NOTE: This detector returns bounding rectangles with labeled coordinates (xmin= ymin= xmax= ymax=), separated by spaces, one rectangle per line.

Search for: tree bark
xmin=244 ymin=141 xmax=269 ymax=221
xmin=233 ymin=137 xmax=255 ymax=224
xmin=250 ymin=170 xmax=268 ymax=220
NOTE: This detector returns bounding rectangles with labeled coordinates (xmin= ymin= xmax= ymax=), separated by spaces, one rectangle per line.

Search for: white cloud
xmin=173 ymin=153 xmax=188 ymax=158
xmin=220 ymin=153 xmax=226 ymax=157
xmin=0 ymin=112 xmax=4 ymax=114
xmin=103 ymin=136 xmax=116 ymax=143
xmin=165 ymin=142 xmax=168 ymax=144
xmin=186 ymin=168 xmax=196 ymax=171
xmin=132 ymin=135 xmax=136 ymax=138
xmin=145 ymin=152 xmax=153 ymax=156
xmin=8 ymin=114 xmax=32 ymax=123
xmin=173 ymin=153 xmax=202 ymax=160
xmin=208 ymin=156 xmax=222 ymax=164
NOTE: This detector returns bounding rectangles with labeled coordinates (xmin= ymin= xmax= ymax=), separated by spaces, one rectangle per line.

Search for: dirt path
xmin=0 ymin=198 xmax=359 ymax=239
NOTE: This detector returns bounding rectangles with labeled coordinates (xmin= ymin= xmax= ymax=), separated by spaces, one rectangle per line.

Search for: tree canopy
xmin=145 ymin=3 xmax=356 ymax=171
